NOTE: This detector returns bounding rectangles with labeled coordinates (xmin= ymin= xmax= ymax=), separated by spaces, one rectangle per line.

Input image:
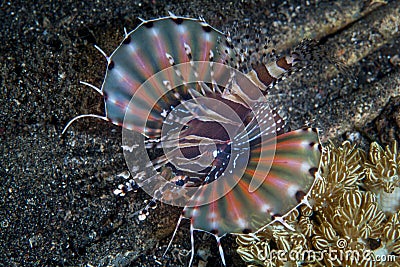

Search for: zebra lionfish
xmin=63 ymin=15 xmax=322 ymax=266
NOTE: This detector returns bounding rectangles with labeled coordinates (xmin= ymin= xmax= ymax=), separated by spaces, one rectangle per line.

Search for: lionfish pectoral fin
xmin=62 ymin=78 xmax=109 ymax=135
xmin=93 ymin=44 xmax=110 ymax=63
xmin=248 ymin=179 xmax=264 ymax=193
xmin=197 ymin=81 xmax=214 ymax=95
xmin=163 ymin=215 xmax=184 ymax=258
xmin=167 ymin=11 xmax=177 ymax=18
xmin=300 ymin=195 xmax=313 ymax=209
xmin=215 ymin=235 xmax=226 ymax=266
xmin=273 ymin=215 xmax=295 ymax=231
xmin=188 ymin=220 xmax=195 ymax=267
xmin=61 ymin=114 xmax=109 ymax=135
xmin=79 ymin=81 xmax=103 ymax=95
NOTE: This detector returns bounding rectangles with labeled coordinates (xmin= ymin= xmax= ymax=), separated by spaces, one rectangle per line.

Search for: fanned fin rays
xmin=167 ymin=128 xmax=321 ymax=266
xmin=62 ymin=15 xmax=324 ymax=267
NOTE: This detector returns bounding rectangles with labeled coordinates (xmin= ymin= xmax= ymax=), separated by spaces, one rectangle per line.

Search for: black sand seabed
xmin=1 ymin=1 xmax=399 ymax=266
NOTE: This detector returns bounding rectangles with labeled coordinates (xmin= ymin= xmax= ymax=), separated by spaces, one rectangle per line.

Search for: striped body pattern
xmin=63 ymin=15 xmax=322 ymax=266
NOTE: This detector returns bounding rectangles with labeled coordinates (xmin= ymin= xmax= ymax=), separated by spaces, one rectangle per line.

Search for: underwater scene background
xmin=1 ymin=0 xmax=399 ymax=266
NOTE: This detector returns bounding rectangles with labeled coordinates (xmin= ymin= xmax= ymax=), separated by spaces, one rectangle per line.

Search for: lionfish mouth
xmin=63 ymin=14 xmax=323 ymax=266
